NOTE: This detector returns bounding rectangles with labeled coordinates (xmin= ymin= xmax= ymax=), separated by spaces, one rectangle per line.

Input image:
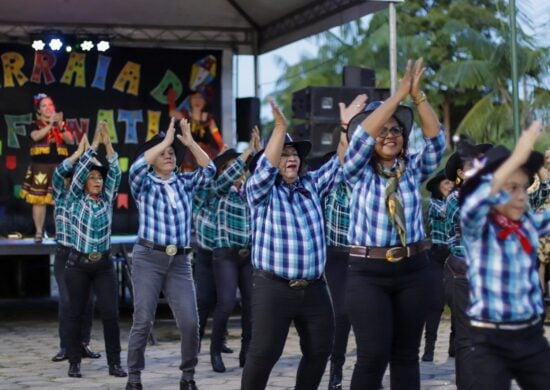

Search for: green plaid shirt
xmin=324 ymin=179 xmax=350 ymax=247
xmin=68 ymin=148 xmax=121 ymax=253
xmin=445 ymin=190 xmax=464 ymax=257
xmin=428 ymin=198 xmax=447 ymax=245
xmin=214 ymin=158 xmax=251 ymax=248
xmin=193 ymin=185 xmax=218 ymax=250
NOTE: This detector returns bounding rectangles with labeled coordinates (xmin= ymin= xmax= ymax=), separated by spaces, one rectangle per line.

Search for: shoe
xmin=68 ymin=362 xmax=82 ymax=378
xmin=421 ymin=351 xmax=434 ymax=362
xmin=328 ymin=363 xmax=342 ymax=390
xmin=125 ymin=382 xmax=143 ymax=390
xmin=180 ymin=379 xmax=198 ymax=390
xmin=109 ymin=364 xmax=128 ymax=377
xmin=81 ymin=344 xmax=101 ymax=359
xmin=52 ymin=348 xmax=67 ymax=362
xmin=210 ymin=351 xmax=226 ymax=373
xmin=34 ymin=232 xmax=43 ymax=244
xmin=221 ymin=343 xmax=233 ymax=354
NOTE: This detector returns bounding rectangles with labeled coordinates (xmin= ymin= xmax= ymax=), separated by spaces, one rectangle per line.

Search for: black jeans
xmin=346 ymin=252 xmax=430 ymax=390
xmin=53 ymin=244 xmax=94 ymax=349
xmin=211 ymin=247 xmax=253 ymax=352
xmin=470 ymin=322 xmax=550 ymax=390
xmin=446 ymin=254 xmax=475 ymax=389
xmin=422 ymin=246 xmax=449 ymax=348
xmin=194 ymin=247 xmax=216 ymax=341
xmin=325 ymin=247 xmax=351 ymax=368
xmin=64 ymin=250 xmax=121 ymax=365
xmin=241 ymin=272 xmax=334 ymax=390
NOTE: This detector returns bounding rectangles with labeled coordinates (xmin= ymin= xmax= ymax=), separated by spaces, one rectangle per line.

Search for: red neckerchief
xmin=89 ymin=195 xmax=100 ymax=202
xmin=490 ymin=212 xmax=532 ymax=254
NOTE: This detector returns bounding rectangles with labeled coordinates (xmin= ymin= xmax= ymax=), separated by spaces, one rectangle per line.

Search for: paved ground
xmin=0 ymin=299 xmax=528 ymax=390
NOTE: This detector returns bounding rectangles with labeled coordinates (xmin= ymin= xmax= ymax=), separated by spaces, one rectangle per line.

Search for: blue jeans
xmin=126 ymin=244 xmax=199 ymax=382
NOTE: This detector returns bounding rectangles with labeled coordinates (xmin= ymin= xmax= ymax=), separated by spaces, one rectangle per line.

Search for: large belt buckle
xmin=165 ymin=244 xmax=178 ymax=256
xmin=88 ymin=252 xmax=102 ymax=262
xmin=288 ymin=279 xmax=309 ymax=289
xmin=385 ymin=247 xmax=405 ymax=263
xmin=238 ymin=248 xmax=250 ymax=257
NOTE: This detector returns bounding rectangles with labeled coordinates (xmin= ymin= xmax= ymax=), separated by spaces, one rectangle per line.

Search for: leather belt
xmin=470 ymin=316 xmax=541 ymax=331
xmin=137 ymin=238 xmax=192 ymax=256
xmin=349 ymin=239 xmax=432 ymax=262
xmin=254 ymin=269 xmax=321 ymax=290
xmin=70 ymin=249 xmax=110 ymax=263
xmin=327 ymin=246 xmax=351 ymax=254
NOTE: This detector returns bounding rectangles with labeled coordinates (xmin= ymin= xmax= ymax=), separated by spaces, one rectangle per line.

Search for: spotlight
xmin=97 ymin=40 xmax=110 ymax=52
xmin=32 ymin=40 xmax=46 ymax=51
xmin=81 ymin=40 xmax=94 ymax=51
xmin=48 ymin=38 xmax=63 ymax=51
xmin=66 ymin=45 xmax=73 ymax=52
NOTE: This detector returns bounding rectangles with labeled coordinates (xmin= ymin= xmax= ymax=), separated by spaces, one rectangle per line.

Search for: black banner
xmin=0 ymin=43 xmax=222 ymax=235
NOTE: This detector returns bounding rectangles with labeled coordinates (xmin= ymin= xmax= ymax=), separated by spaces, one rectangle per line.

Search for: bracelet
xmin=414 ymin=91 xmax=427 ymax=105
xmin=336 ymin=125 xmax=347 ymax=134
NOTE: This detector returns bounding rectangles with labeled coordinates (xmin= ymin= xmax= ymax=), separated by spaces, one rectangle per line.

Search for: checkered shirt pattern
xmin=529 ymin=176 xmax=550 ymax=210
xmin=428 ymin=198 xmax=447 ymax=245
xmin=324 ymin=175 xmax=351 ymax=247
xmin=52 ymin=158 xmax=74 ymax=246
xmin=445 ymin=190 xmax=464 ymax=257
xmin=192 ymin=185 xmax=218 ymax=250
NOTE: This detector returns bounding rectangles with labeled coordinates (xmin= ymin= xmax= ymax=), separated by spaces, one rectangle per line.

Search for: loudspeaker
xmin=292 ymin=121 xmax=341 ymax=158
xmin=291 ymin=86 xmax=390 ymax=120
xmin=343 ymin=66 xmax=376 ymax=87
xmin=236 ymin=97 xmax=260 ymax=142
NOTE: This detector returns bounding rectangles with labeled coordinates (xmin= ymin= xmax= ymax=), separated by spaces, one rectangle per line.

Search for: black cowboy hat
xmin=133 ymin=132 xmax=184 ymax=165
xmin=459 ymin=145 xmax=544 ymax=206
xmin=249 ymin=134 xmax=311 ymax=174
xmin=426 ymin=170 xmax=448 ymax=197
xmin=445 ymin=143 xmax=493 ymax=182
xmin=89 ymin=164 xmax=108 ymax=179
xmin=213 ymin=148 xmax=241 ymax=175
xmin=346 ymin=100 xmax=414 ymax=142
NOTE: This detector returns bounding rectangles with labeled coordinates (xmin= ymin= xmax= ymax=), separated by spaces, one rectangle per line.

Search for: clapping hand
xmin=339 ymin=94 xmax=368 ymax=129
xmin=269 ymin=97 xmax=287 ymax=132
xmin=177 ymin=118 xmax=194 ymax=146
xmin=410 ymin=58 xmax=426 ymax=100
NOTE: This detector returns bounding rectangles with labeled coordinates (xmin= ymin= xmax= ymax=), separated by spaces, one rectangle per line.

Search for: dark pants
xmin=194 ymin=247 xmax=217 ymax=341
xmin=346 ymin=252 xmax=431 ymax=390
xmin=470 ymin=321 xmax=550 ymax=390
xmin=446 ymin=254 xmax=475 ymax=389
xmin=325 ymin=247 xmax=351 ymax=368
xmin=211 ymin=248 xmax=253 ymax=353
xmin=64 ymin=250 xmax=121 ymax=365
xmin=241 ymin=272 xmax=334 ymax=390
xmin=53 ymin=243 xmax=94 ymax=349
xmin=422 ymin=246 xmax=449 ymax=350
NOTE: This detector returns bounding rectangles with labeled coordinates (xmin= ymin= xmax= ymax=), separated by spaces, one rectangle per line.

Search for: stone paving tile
xmin=0 ymin=313 xmax=536 ymax=389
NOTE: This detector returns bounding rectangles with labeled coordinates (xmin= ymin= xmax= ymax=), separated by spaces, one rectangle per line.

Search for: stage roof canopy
xmin=0 ymin=0 xmax=395 ymax=54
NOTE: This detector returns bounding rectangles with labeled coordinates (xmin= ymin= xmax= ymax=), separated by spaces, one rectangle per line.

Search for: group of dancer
xmin=19 ymin=57 xmax=550 ymax=390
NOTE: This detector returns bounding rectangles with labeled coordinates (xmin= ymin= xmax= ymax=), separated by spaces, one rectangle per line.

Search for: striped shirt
xmin=246 ymin=154 xmax=340 ymax=280
xmin=324 ymin=174 xmax=351 ymax=247
xmin=192 ymin=185 xmax=218 ymax=250
xmin=214 ymin=158 xmax=251 ymax=249
xmin=68 ymin=148 xmax=121 ymax=253
xmin=343 ymin=127 xmax=446 ymax=246
xmin=52 ymin=158 xmax=74 ymax=247
xmin=445 ymin=190 xmax=464 ymax=257
xmin=130 ymin=155 xmax=215 ymax=247
xmin=461 ymin=174 xmax=550 ymax=322
xmin=428 ymin=198 xmax=447 ymax=245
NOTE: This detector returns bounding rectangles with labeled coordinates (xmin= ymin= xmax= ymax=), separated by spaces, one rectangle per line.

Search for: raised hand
xmin=410 ymin=58 xmax=426 ymax=100
xmin=99 ymin=121 xmax=111 ymax=145
xmin=269 ymin=97 xmax=287 ymax=131
xmin=339 ymin=94 xmax=368 ymax=128
xmin=397 ymin=59 xmax=413 ymax=100
xmin=177 ymin=118 xmax=194 ymax=146
xmin=249 ymin=126 xmax=261 ymax=152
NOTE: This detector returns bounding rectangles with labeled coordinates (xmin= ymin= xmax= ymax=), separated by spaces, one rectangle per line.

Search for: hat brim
xmin=214 ymin=149 xmax=241 ymax=174
xmin=445 ymin=143 xmax=493 ymax=182
xmin=346 ymin=105 xmax=414 ymax=142
xmin=134 ymin=137 xmax=185 ymax=166
xmin=426 ymin=170 xmax=447 ymax=195
xmin=249 ymin=140 xmax=312 ymax=174
xmin=89 ymin=165 xmax=108 ymax=178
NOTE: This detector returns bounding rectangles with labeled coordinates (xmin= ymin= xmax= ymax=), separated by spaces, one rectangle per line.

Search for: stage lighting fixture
xmin=48 ymin=38 xmax=63 ymax=51
xmin=32 ymin=40 xmax=46 ymax=51
xmin=66 ymin=46 xmax=73 ymax=52
xmin=97 ymin=40 xmax=110 ymax=52
xmin=81 ymin=40 xmax=94 ymax=51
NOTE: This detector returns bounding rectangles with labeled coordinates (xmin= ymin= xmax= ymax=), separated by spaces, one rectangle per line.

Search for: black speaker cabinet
xmin=343 ymin=66 xmax=376 ymax=87
xmin=292 ymin=121 xmax=341 ymax=158
xmin=236 ymin=97 xmax=260 ymax=142
xmin=291 ymin=86 xmax=390 ymax=120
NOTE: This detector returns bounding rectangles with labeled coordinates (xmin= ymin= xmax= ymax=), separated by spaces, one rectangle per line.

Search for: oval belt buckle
xmin=88 ymin=252 xmax=102 ymax=262
xmin=165 ymin=244 xmax=178 ymax=256
xmin=385 ymin=247 xmax=404 ymax=263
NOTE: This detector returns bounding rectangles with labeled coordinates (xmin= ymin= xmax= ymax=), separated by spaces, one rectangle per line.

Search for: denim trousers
xmin=126 ymin=244 xmax=199 ymax=382
xmin=64 ymin=251 xmax=121 ymax=365
xmin=211 ymin=247 xmax=253 ymax=353
xmin=345 ymin=252 xmax=430 ymax=390
xmin=53 ymin=243 xmax=94 ymax=349
xmin=241 ymin=272 xmax=334 ymax=390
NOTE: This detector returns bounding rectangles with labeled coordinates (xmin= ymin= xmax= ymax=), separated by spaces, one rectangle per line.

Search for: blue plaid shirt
xmin=52 ymin=158 xmax=74 ymax=247
xmin=246 ymin=154 xmax=340 ymax=280
xmin=428 ymin=198 xmax=447 ymax=245
xmin=323 ymin=173 xmax=351 ymax=247
xmin=214 ymin=158 xmax=251 ymax=249
xmin=192 ymin=185 xmax=218 ymax=250
xmin=445 ymin=190 xmax=464 ymax=257
xmin=461 ymin=174 xmax=550 ymax=322
xmin=130 ymin=155 xmax=215 ymax=247
xmin=343 ymin=127 xmax=446 ymax=246
xmin=68 ymin=148 xmax=121 ymax=253
xmin=529 ymin=176 xmax=550 ymax=210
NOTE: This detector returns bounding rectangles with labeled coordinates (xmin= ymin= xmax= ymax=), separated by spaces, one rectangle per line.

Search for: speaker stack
xmin=235 ymin=97 xmax=261 ymax=143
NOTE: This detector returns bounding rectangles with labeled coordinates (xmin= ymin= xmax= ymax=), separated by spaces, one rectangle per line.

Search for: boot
xmin=68 ymin=362 xmax=82 ymax=378
xmin=421 ymin=340 xmax=435 ymax=362
xmin=180 ymin=379 xmax=198 ymax=390
xmin=210 ymin=350 xmax=226 ymax=373
xmin=328 ymin=363 xmax=343 ymax=390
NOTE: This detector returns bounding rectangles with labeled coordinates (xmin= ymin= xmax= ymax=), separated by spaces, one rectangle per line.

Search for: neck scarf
xmin=491 ymin=212 xmax=532 ymax=254
xmin=281 ymin=179 xmax=311 ymax=203
xmin=376 ymin=158 xmax=407 ymax=246
xmin=149 ymin=174 xmax=178 ymax=209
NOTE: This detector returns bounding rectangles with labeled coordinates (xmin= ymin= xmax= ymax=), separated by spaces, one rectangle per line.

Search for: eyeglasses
xmin=281 ymin=150 xmax=299 ymax=158
xmin=377 ymin=126 xmax=404 ymax=138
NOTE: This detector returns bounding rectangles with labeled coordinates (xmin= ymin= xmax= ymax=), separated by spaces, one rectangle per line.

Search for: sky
xmin=234 ymin=0 xmax=549 ymax=120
